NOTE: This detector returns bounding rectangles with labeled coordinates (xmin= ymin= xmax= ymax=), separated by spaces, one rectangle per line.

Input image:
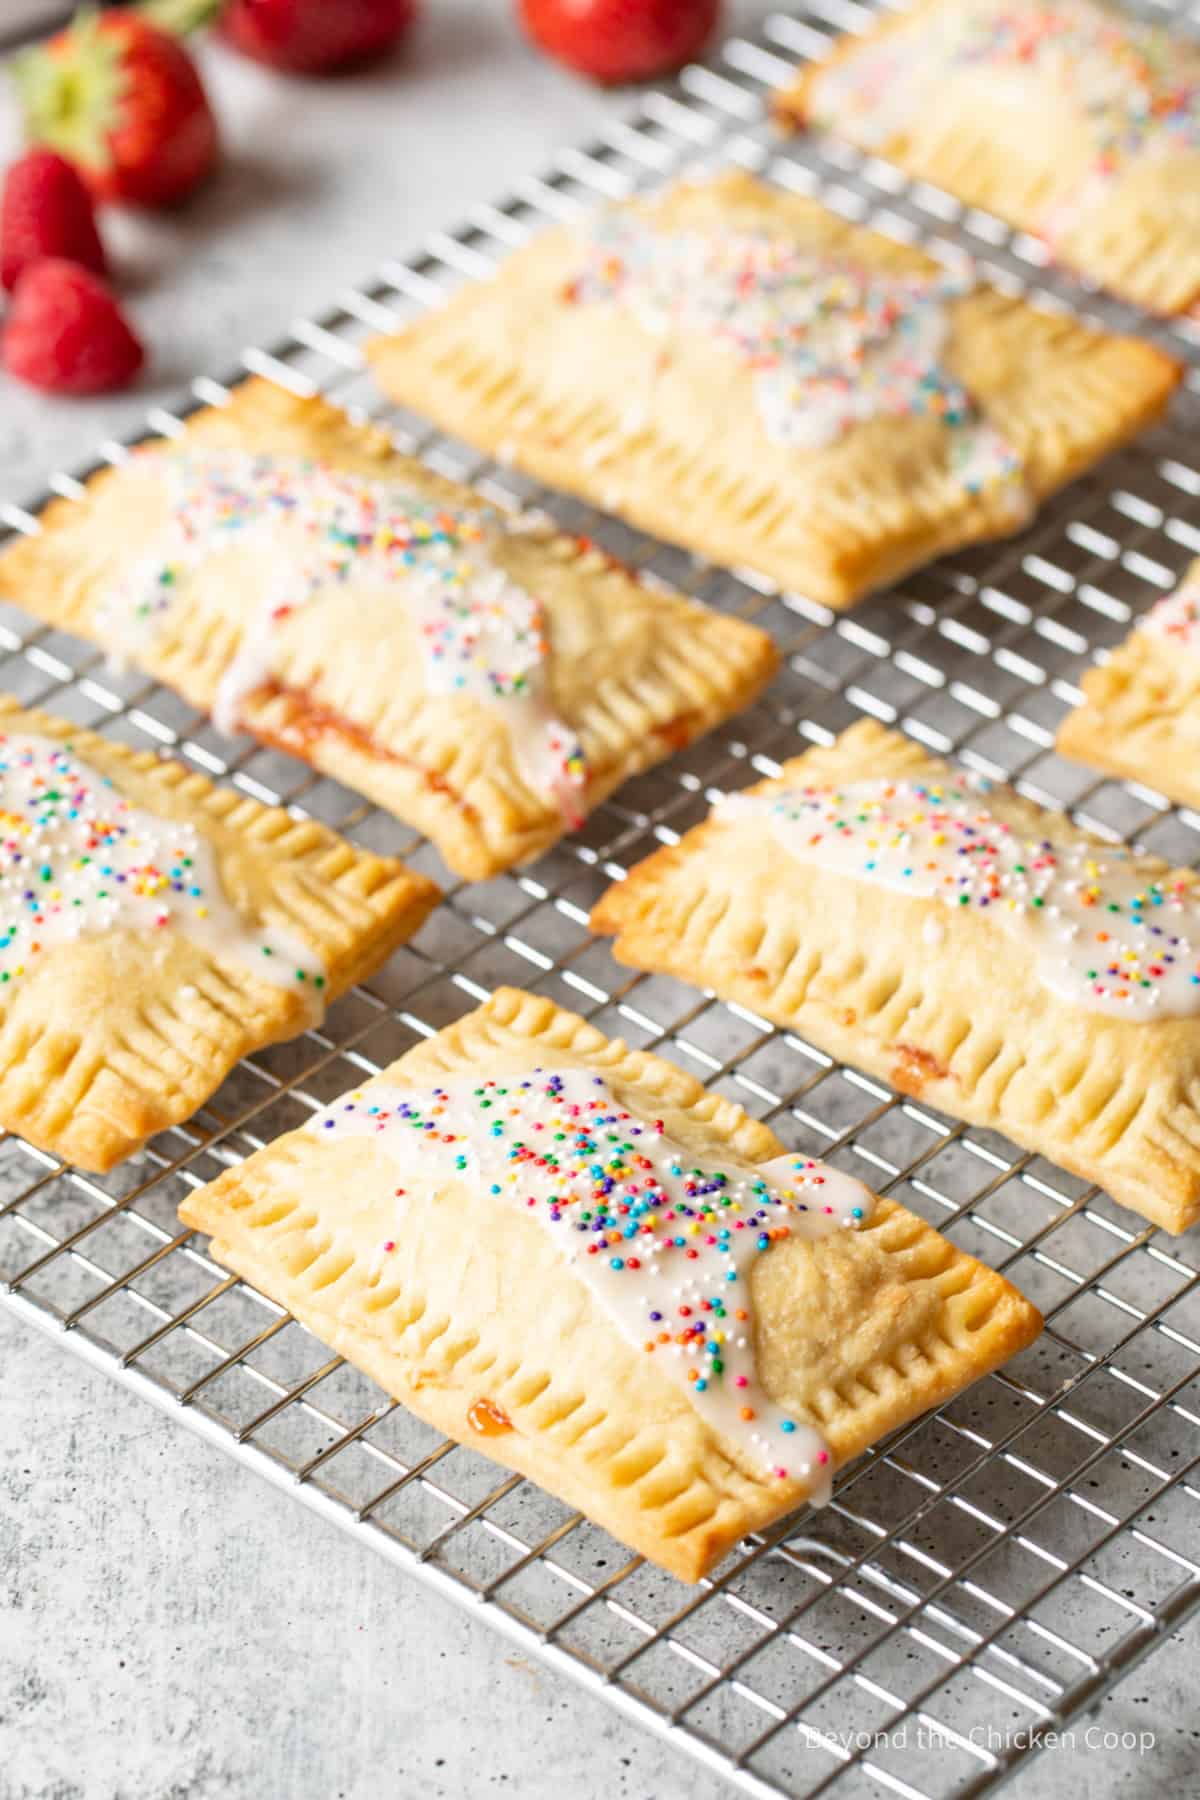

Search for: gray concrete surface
xmin=0 ymin=5 xmax=1198 ymax=1797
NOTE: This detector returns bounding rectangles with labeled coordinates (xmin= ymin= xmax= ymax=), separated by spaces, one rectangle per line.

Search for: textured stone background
xmin=1 ymin=5 xmax=1197 ymax=1796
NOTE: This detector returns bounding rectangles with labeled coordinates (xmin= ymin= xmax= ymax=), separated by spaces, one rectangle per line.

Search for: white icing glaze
xmin=809 ymin=0 xmax=1200 ymax=238
xmin=97 ymin=450 xmax=587 ymax=821
xmin=922 ymin=913 xmax=947 ymax=949
xmin=308 ymin=1066 xmax=876 ymax=1491
xmin=719 ymin=774 xmax=1200 ymax=1020
xmin=809 ymin=30 xmax=929 ymax=151
xmin=1140 ymin=583 xmax=1200 ymax=659
xmin=0 ymin=731 xmax=324 ymax=1004
xmin=567 ymin=216 xmax=1028 ymax=509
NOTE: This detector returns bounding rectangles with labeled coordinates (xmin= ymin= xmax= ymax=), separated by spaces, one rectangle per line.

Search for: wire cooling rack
xmin=5 ymin=6 xmax=1200 ymax=1797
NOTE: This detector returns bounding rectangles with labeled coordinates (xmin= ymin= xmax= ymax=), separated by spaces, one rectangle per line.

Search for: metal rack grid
xmin=4 ymin=6 xmax=1200 ymax=1796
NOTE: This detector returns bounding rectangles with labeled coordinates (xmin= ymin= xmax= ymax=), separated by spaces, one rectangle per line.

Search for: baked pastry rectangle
xmin=179 ymin=986 xmax=1041 ymax=1582
xmin=1057 ymin=558 xmax=1200 ymax=810
xmin=367 ymin=170 xmax=1179 ymax=610
xmin=776 ymin=0 xmax=1200 ymax=315
xmin=0 ymin=695 xmax=439 ymax=1173
xmin=0 ymin=377 xmax=778 ymax=881
xmin=592 ymin=718 xmax=1200 ymax=1234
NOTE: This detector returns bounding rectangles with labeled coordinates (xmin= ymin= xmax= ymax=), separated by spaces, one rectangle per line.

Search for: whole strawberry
xmin=220 ymin=0 xmax=418 ymax=72
xmin=519 ymin=0 xmax=720 ymax=83
xmin=4 ymin=259 xmax=145 ymax=395
xmin=13 ymin=10 xmax=219 ymax=209
xmin=1 ymin=150 xmax=107 ymax=294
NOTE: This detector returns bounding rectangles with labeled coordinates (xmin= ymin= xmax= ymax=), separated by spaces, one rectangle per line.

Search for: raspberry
xmin=1 ymin=150 xmax=107 ymax=295
xmin=4 ymin=259 xmax=145 ymax=396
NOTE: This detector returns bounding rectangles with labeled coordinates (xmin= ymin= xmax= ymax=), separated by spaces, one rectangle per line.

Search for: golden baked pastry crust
xmin=366 ymin=171 xmax=1179 ymax=610
xmin=592 ymin=719 xmax=1200 ymax=1234
xmin=776 ymin=0 xmax=1200 ymax=315
xmin=1057 ymin=559 xmax=1200 ymax=810
xmin=0 ymin=695 xmax=439 ymax=1173
xmin=179 ymin=986 xmax=1041 ymax=1582
xmin=0 ymin=377 xmax=778 ymax=880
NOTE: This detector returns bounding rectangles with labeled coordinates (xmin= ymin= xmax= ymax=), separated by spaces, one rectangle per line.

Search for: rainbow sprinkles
xmin=802 ymin=0 xmax=1200 ymax=250
xmin=308 ymin=1066 xmax=875 ymax=1492
xmin=566 ymin=215 xmax=1029 ymax=508
xmin=721 ymin=772 xmax=1200 ymax=1021
xmin=957 ymin=1 xmax=1200 ymax=182
xmin=99 ymin=449 xmax=588 ymax=822
xmin=0 ymin=732 xmax=323 ymax=1000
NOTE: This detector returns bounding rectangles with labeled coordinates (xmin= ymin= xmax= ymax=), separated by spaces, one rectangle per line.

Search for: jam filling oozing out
xmin=720 ymin=772 xmax=1200 ymax=1020
xmin=309 ymin=1066 xmax=877 ymax=1491
xmin=100 ymin=451 xmax=588 ymax=820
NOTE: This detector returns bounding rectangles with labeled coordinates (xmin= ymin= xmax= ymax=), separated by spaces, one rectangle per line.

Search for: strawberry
xmin=518 ymin=0 xmax=720 ymax=83
xmin=219 ymin=0 xmax=419 ymax=73
xmin=1 ymin=150 xmax=107 ymax=294
xmin=13 ymin=9 xmax=219 ymax=210
xmin=4 ymin=259 xmax=145 ymax=395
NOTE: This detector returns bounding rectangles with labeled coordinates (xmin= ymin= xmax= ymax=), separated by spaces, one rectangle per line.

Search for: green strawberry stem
xmin=137 ymin=0 xmax=225 ymax=33
xmin=11 ymin=0 xmax=221 ymax=168
xmin=12 ymin=11 xmax=125 ymax=171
